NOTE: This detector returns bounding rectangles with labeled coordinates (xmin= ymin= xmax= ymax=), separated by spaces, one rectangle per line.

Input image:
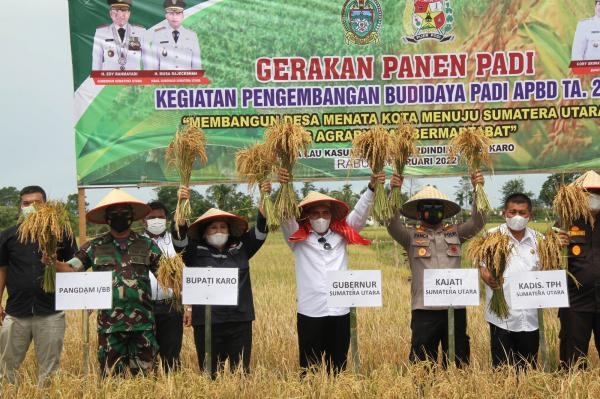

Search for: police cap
xmin=164 ymin=0 xmax=185 ymax=11
xmin=107 ymin=0 xmax=132 ymax=9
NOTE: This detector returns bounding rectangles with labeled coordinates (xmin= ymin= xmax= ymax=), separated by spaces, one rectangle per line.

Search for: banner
xmin=69 ymin=0 xmax=600 ymax=187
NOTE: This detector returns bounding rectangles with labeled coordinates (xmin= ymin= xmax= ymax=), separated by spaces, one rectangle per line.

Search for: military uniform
xmin=145 ymin=24 xmax=202 ymax=70
xmin=92 ymin=23 xmax=146 ymax=70
xmin=559 ymin=218 xmax=600 ymax=368
xmin=74 ymin=231 xmax=161 ymax=375
xmin=572 ymin=16 xmax=600 ymax=60
xmin=387 ymin=185 xmax=485 ymax=368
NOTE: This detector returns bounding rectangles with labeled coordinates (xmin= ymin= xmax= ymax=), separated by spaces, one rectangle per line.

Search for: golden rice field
xmin=3 ymin=225 xmax=600 ymax=398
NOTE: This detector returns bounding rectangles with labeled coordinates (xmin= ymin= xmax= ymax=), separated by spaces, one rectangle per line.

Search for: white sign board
xmin=509 ymin=270 xmax=570 ymax=309
xmin=423 ymin=268 xmax=479 ymax=307
xmin=182 ymin=267 xmax=238 ymax=305
xmin=326 ymin=270 xmax=382 ymax=308
xmin=55 ymin=272 xmax=112 ymax=310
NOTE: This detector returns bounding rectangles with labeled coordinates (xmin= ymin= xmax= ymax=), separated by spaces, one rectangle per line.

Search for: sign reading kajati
xmin=423 ymin=269 xmax=479 ymax=307
xmin=509 ymin=270 xmax=570 ymax=309
xmin=55 ymin=271 xmax=112 ymax=310
xmin=326 ymin=270 xmax=382 ymax=307
xmin=182 ymin=267 xmax=238 ymax=305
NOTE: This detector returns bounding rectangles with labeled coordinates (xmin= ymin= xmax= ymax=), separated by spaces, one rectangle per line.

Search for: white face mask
xmin=206 ymin=232 xmax=229 ymax=248
xmin=21 ymin=205 xmax=36 ymax=217
xmin=588 ymin=193 xmax=600 ymax=212
xmin=310 ymin=218 xmax=330 ymax=234
xmin=505 ymin=215 xmax=529 ymax=231
xmin=146 ymin=218 xmax=167 ymax=235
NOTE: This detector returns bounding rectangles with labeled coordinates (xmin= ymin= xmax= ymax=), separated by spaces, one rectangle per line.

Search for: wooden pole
xmin=448 ymin=306 xmax=455 ymax=368
xmin=538 ymin=308 xmax=548 ymax=371
xmin=350 ymin=306 xmax=360 ymax=374
xmin=77 ymin=187 xmax=90 ymax=375
xmin=204 ymin=304 xmax=212 ymax=376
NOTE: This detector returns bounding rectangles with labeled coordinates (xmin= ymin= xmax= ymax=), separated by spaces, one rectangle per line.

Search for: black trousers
xmin=489 ymin=323 xmax=539 ymax=369
xmin=193 ymin=321 xmax=252 ymax=376
xmin=410 ymin=309 xmax=470 ymax=368
xmin=154 ymin=302 xmax=183 ymax=372
xmin=559 ymin=308 xmax=600 ymax=369
xmin=297 ymin=313 xmax=350 ymax=375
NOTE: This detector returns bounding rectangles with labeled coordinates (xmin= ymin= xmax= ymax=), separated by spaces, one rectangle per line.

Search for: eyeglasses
xmin=318 ymin=237 xmax=332 ymax=250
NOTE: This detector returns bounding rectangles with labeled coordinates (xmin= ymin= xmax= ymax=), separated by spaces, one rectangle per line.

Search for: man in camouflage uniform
xmin=57 ymin=189 xmax=161 ymax=376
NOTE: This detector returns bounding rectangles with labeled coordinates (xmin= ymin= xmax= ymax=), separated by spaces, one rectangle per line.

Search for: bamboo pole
xmin=77 ymin=187 xmax=90 ymax=375
xmin=204 ymin=304 xmax=212 ymax=377
xmin=448 ymin=306 xmax=455 ymax=368
xmin=350 ymin=306 xmax=360 ymax=374
xmin=538 ymin=308 xmax=549 ymax=371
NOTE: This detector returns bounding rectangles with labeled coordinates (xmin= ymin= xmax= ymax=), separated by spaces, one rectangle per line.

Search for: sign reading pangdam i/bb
xmin=509 ymin=270 xmax=570 ymax=309
xmin=69 ymin=0 xmax=600 ymax=187
xmin=327 ymin=270 xmax=382 ymax=307
xmin=423 ymin=268 xmax=479 ymax=307
xmin=182 ymin=267 xmax=238 ymax=305
xmin=55 ymin=272 xmax=113 ymax=310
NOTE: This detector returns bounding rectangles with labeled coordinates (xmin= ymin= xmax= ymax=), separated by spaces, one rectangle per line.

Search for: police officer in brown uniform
xmin=387 ymin=172 xmax=485 ymax=368
xmin=558 ymin=170 xmax=600 ymax=369
xmin=92 ymin=0 xmax=145 ymax=71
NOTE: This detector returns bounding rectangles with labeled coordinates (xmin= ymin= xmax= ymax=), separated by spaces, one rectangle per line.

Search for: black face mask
xmin=108 ymin=214 xmax=132 ymax=233
xmin=419 ymin=203 xmax=445 ymax=225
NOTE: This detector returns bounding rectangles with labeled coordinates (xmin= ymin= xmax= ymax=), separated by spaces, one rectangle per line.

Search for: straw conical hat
xmin=86 ymin=188 xmax=151 ymax=224
xmin=401 ymin=185 xmax=461 ymax=220
xmin=188 ymin=208 xmax=248 ymax=239
xmin=572 ymin=170 xmax=600 ymax=190
xmin=298 ymin=191 xmax=349 ymax=221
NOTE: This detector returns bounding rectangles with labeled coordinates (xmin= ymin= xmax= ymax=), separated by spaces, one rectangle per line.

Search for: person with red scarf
xmin=278 ymin=168 xmax=384 ymax=375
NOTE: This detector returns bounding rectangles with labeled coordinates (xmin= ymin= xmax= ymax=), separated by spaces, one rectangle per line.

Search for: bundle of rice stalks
xmin=553 ymin=183 xmax=594 ymax=230
xmin=165 ymin=124 xmax=208 ymax=230
xmin=467 ymin=231 xmax=511 ymax=319
xmin=235 ymin=143 xmax=277 ymax=229
xmin=351 ymin=125 xmax=395 ymax=223
xmin=390 ymin=121 xmax=417 ymax=213
xmin=264 ymin=120 xmax=312 ymax=221
xmin=157 ymin=253 xmax=185 ymax=304
xmin=537 ymin=228 xmax=565 ymax=271
xmin=18 ymin=201 xmax=73 ymax=293
xmin=448 ymin=127 xmax=493 ymax=215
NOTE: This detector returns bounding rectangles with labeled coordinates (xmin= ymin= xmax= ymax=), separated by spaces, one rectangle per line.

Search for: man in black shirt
xmin=0 ymin=186 xmax=77 ymax=385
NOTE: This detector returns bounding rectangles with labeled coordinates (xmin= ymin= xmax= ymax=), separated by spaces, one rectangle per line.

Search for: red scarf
xmin=288 ymin=219 xmax=371 ymax=245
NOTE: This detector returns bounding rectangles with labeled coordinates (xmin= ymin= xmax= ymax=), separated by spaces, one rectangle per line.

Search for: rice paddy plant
xmin=390 ymin=121 xmax=418 ymax=214
xmin=351 ymin=126 xmax=395 ymax=224
xmin=17 ymin=201 xmax=73 ymax=293
xmin=553 ymin=182 xmax=595 ymax=230
xmin=157 ymin=252 xmax=185 ymax=305
xmin=165 ymin=124 xmax=208 ymax=230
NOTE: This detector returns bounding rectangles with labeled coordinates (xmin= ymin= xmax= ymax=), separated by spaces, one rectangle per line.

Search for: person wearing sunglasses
xmin=278 ymin=168 xmax=384 ymax=375
xmin=387 ymin=172 xmax=486 ymax=368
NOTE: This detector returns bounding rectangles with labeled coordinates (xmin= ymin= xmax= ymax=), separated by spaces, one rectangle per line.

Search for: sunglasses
xmin=318 ymin=237 xmax=332 ymax=250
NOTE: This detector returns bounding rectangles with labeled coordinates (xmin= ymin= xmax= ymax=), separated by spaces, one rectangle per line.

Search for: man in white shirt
xmin=278 ymin=168 xmax=383 ymax=375
xmin=480 ymin=193 xmax=540 ymax=369
xmin=571 ymin=0 xmax=600 ymax=61
xmin=142 ymin=201 xmax=183 ymax=372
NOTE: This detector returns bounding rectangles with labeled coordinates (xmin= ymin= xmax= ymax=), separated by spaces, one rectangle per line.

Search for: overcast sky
xmin=0 ymin=0 xmax=550 ymax=209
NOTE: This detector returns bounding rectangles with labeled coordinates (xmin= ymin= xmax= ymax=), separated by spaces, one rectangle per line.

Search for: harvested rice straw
xmin=351 ymin=125 xmax=395 ymax=223
xmin=553 ymin=183 xmax=594 ymax=230
xmin=537 ymin=228 xmax=565 ymax=271
xmin=467 ymin=231 xmax=511 ymax=319
xmin=18 ymin=201 xmax=73 ymax=293
xmin=235 ymin=143 xmax=277 ymax=229
xmin=448 ymin=126 xmax=493 ymax=215
xmin=264 ymin=120 xmax=311 ymax=221
xmin=390 ymin=121 xmax=417 ymax=213
xmin=165 ymin=124 xmax=208 ymax=231
xmin=157 ymin=252 xmax=185 ymax=306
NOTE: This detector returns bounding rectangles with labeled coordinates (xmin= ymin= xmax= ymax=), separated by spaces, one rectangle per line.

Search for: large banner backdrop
xmin=69 ymin=0 xmax=600 ymax=187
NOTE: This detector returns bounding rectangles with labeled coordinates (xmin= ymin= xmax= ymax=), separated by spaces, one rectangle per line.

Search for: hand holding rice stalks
xmin=468 ymin=231 xmax=511 ymax=319
xmin=448 ymin=127 xmax=493 ymax=215
xmin=264 ymin=120 xmax=312 ymax=222
xmin=166 ymin=124 xmax=208 ymax=229
xmin=351 ymin=125 xmax=395 ymax=223
xmin=390 ymin=121 xmax=417 ymax=213
xmin=157 ymin=252 xmax=185 ymax=303
xmin=18 ymin=201 xmax=73 ymax=293
xmin=553 ymin=183 xmax=594 ymax=230
xmin=235 ymin=143 xmax=277 ymax=229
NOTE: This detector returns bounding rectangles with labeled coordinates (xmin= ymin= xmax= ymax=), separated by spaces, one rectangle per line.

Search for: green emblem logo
xmin=341 ymin=0 xmax=383 ymax=45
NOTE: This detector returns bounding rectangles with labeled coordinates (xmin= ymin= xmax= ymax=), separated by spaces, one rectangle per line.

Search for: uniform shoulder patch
xmin=97 ymin=24 xmax=110 ymax=29
xmin=154 ymin=26 xmax=167 ymax=32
